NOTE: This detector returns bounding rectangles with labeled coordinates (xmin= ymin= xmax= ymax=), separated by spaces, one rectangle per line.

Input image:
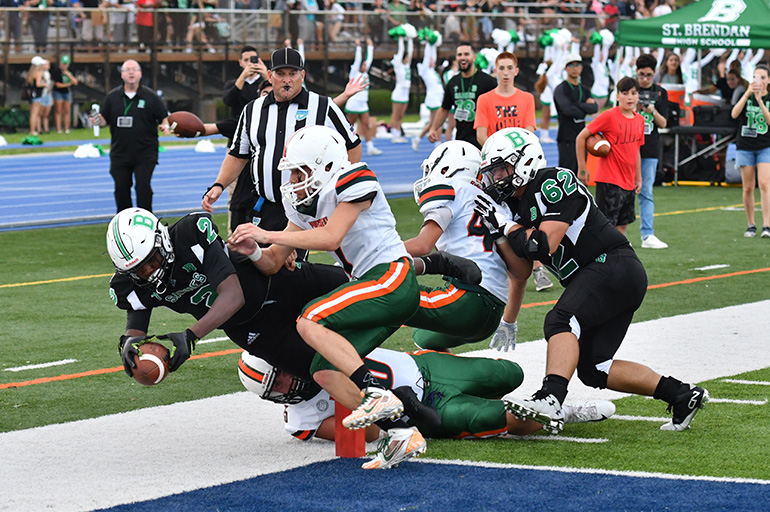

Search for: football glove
xmin=489 ymin=320 xmax=517 ymax=352
xmin=474 ymin=196 xmax=510 ymax=242
xmin=158 ymin=329 xmax=198 ymax=372
xmin=118 ymin=334 xmax=152 ymax=377
xmin=421 ymin=251 xmax=482 ymax=285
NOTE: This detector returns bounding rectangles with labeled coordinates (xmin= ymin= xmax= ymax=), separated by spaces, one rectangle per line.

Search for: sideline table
xmin=660 ymin=126 xmax=737 ymax=185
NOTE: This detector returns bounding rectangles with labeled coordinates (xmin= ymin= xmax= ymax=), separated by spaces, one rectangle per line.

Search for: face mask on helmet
xmin=238 ymin=352 xmax=313 ymax=404
xmin=413 ymin=140 xmax=482 ymax=202
xmin=106 ymin=208 xmax=175 ymax=293
xmin=478 ymin=128 xmax=545 ymax=202
xmin=278 ymin=125 xmax=350 ymax=208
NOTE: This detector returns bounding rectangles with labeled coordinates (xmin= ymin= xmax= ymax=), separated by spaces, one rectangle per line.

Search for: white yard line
xmin=3 ymin=359 xmax=78 ymax=372
xmin=723 ymin=379 xmax=770 ymax=386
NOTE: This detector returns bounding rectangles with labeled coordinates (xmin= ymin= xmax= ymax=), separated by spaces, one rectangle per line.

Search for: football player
xmin=239 ymin=349 xmax=616 ymax=443
xmin=404 ymin=140 xmax=526 ymax=352
xmin=228 ymin=125 xmax=481 ymax=469
xmin=473 ymin=127 xmax=709 ymax=434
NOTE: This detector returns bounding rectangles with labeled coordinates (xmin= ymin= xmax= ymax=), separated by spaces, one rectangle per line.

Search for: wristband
xmin=494 ymin=236 xmax=508 ymax=246
xmin=203 ymin=182 xmax=225 ymax=199
xmin=247 ymin=244 xmax=263 ymax=262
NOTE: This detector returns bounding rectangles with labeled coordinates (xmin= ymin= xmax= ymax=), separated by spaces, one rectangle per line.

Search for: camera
xmin=250 ymin=56 xmax=259 ymax=64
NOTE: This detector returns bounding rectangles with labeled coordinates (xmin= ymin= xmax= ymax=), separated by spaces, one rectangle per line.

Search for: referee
xmin=202 ymin=47 xmax=361 ymax=234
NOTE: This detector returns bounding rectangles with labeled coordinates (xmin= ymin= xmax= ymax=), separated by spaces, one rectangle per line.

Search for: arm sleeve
xmin=222 ymin=78 xmax=240 ymax=107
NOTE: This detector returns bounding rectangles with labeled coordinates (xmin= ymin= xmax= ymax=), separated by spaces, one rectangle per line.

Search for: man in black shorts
xmin=473 ymin=127 xmax=709 ymax=434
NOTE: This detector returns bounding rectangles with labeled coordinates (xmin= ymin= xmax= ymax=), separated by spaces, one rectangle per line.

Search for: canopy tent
xmin=616 ymin=0 xmax=770 ymax=49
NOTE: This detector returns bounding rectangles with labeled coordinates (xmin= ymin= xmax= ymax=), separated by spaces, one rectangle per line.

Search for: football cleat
xmin=392 ymin=385 xmax=442 ymax=431
xmin=563 ymin=400 xmax=615 ymax=423
xmin=361 ymin=427 xmax=427 ymax=470
xmin=505 ymin=391 xmax=564 ymax=434
xmin=342 ymin=387 xmax=404 ymax=430
xmin=660 ymin=384 xmax=709 ymax=431
xmin=533 ymin=266 xmax=554 ymax=291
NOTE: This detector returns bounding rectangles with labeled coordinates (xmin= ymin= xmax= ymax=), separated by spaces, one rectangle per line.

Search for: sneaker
xmin=367 ymin=146 xmax=383 ymax=156
xmin=392 ymin=386 xmax=442 ymax=431
xmin=762 ymin=226 xmax=770 ymax=238
xmin=361 ymin=427 xmax=426 ymax=469
xmin=532 ymin=266 xmax=553 ymax=291
xmin=744 ymin=225 xmax=757 ymax=237
xmin=411 ymin=136 xmax=420 ymax=151
xmin=563 ymin=400 xmax=615 ymax=424
xmin=391 ymin=136 xmax=408 ymax=143
xmin=641 ymin=235 xmax=669 ymax=249
xmin=505 ymin=391 xmax=564 ymax=434
xmin=342 ymin=387 xmax=404 ymax=430
xmin=660 ymin=384 xmax=709 ymax=431
xmin=539 ymin=135 xmax=556 ymax=144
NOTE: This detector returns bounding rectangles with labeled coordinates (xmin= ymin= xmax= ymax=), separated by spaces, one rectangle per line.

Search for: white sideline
xmin=1 ymin=301 xmax=770 ymax=512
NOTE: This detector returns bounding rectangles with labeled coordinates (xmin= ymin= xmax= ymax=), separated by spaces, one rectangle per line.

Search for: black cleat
xmin=393 ymin=386 xmax=442 ymax=431
xmin=660 ymin=384 xmax=709 ymax=431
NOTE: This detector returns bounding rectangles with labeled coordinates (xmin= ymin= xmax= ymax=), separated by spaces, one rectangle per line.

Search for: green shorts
xmin=307 ymin=258 xmax=420 ymax=374
xmin=408 ymin=278 xmax=505 ymax=350
xmin=410 ymin=351 xmax=524 ymax=439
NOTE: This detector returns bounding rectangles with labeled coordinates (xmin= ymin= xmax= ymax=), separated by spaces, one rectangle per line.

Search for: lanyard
xmin=568 ymin=81 xmax=583 ymax=103
xmin=123 ymin=96 xmax=136 ymax=116
xmin=459 ymin=73 xmax=476 ymax=95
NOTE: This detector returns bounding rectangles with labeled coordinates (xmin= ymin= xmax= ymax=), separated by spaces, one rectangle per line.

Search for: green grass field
xmin=1 ymin=185 xmax=769 ymax=480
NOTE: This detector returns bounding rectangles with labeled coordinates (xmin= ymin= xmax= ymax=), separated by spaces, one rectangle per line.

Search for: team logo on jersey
xmin=595 ymin=254 xmax=607 ymax=263
xmin=137 ymin=99 xmax=145 ymax=109
xmin=247 ymin=332 xmax=260 ymax=344
xmin=530 ymin=207 xmax=537 ymax=221
xmin=296 ymin=109 xmax=309 ymax=121
xmin=316 ymin=399 xmax=329 ymax=412
xmin=310 ymin=217 xmax=328 ymax=228
xmin=183 ymin=263 xmax=196 ymax=273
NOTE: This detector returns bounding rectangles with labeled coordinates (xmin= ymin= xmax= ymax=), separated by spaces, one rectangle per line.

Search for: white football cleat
xmin=362 ymin=427 xmax=426 ymax=470
xmin=342 ymin=387 xmax=404 ymax=430
xmin=505 ymin=392 xmax=564 ymax=434
xmin=563 ymin=400 xmax=615 ymax=423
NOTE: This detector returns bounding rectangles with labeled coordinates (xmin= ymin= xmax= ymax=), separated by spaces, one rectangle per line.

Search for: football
xmin=586 ymin=133 xmax=611 ymax=157
xmin=132 ymin=342 xmax=170 ymax=386
xmin=168 ymin=111 xmax=205 ymax=138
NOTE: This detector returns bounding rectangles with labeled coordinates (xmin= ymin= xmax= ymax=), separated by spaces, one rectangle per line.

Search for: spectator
xmin=108 ymin=0 xmax=133 ymax=47
xmin=653 ymin=52 xmax=683 ymax=85
xmin=651 ymin=0 xmax=673 ymax=17
xmin=78 ymin=0 xmax=107 ymax=49
xmin=368 ymin=0 xmax=388 ymax=44
xmin=428 ymin=44 xmax=496 ymax=148
xmin=221 ymin=45 xmax=267 ymax=233
xmin=184 ymin=0 xmax=218 ymax=53
xmin=26 ymin=57 xmax=45 ymax=135
xmin=32 ymin=57 xmax=53 ymax=135
xmin=324 ymin=0 xmax=344 ymax=42
xmin=51 ymin=55 xmax=79 ymax=134
xmin=727 ymin=70 xmax=749 ymax=105
xmin=135 ymin=0 xmax=157 ymax=49
xmin=442 ymin=4 xmax=462 ymax=43
xmin=731 ymin=64 xmax=770 ymax=238
xmin=463 ymin=0 xmax=480 ymax=43
xmin=553 ymin=54 xmax=597 ymax=174
xmin=576 ymin=76 xmax=644 ymax=235
xmin=166 ymin=0 xmax=190 ymax=49
xmin=25 ymin=0 xmax=50 ymax=52
xmin=389 ymin=36 xmax=413 ymax=143
xmin=91 ymin=60 xmax=171 ymax=212
xmin=345 ymin=38 xmax=382 ymax=156
xmin=635 ymin=53 xmax=669 ymax=249
xmin=2 ymin=0 xmax=24 ymax=53
xmin=386 ymin=0 xmax=407 ymax=27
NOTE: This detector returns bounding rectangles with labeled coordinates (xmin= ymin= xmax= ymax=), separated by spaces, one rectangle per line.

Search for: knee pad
xmin=544 ymin=308 xmax=579 ymax=340
xmin=576 ymin=360 xmax=610 ymax=389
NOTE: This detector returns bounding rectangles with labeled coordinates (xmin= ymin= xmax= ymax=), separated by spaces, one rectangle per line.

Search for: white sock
xmin=540 ymin=128 xmax=550 ymax=139
xmin=391 ymin=127 xmax=400 ymax=138
xmin=367 ymin=140 xmax=375 ymax=150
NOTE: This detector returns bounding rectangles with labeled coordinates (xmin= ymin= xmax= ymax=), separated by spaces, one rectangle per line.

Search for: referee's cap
xmin=270 ymin=47 xmax=304 ymax=71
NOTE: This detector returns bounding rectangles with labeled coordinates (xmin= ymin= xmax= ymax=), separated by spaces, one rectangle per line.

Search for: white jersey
xmin=284 ymin=162 xmax=408 ymax=279
xmin=391 ymin=38 xmax=413 ymax=103
xmin=284 ymin=348 xmax=424 ymax=440
xmin=417 ymin=43 xmax=444 ymax=109
xmin=345 ymin=44 xmax=374 ymax=113
xmin=416 ymin=178 xmax=510 ymax=302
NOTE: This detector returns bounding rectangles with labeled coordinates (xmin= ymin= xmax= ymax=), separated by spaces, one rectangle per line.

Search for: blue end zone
xmin=97 ymin=459 xmax=769 ymax=512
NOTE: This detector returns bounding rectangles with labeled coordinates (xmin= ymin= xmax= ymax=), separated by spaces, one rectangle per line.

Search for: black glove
xmin=474 ymin=195 xmax=509 ymax=241
xmin=118 ymin=334 xmax=152 ymax=377
xmin=421 ymin=251 xmax=482 ymax=285
xmin=158 ymin=329 xmax=198 ymax=372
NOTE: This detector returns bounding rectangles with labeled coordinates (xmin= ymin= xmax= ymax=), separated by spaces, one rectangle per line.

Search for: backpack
xmin=21 ymin=81 xmax=38 ymax=102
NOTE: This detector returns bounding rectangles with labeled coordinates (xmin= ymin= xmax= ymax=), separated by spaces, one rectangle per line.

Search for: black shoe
xmin=660 ymin=384 xmax=709 ymax=431
xmin=422 ymin=251 xmax=482 ymax=285
xmin=392 ymin=386 xmax=442 ymax=431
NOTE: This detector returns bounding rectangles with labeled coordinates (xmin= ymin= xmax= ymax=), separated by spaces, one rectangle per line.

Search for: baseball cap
xmin=31 ymin=56 xmax=47 ymax=66
xmin=564 ymin=54 xmax=583 ymax=67
xmin=270 ymin=47 xmax=304 ymax=71
xmin=61 ymin=55 xmax=71 ymax=64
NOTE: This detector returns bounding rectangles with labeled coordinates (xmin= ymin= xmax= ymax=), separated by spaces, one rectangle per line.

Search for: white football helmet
xmin=106 ymin=208 xmax=175 ymax=292
xmin=278 ymin=125 xmax=350 ymax=208
xmin=479 ymin=128 xmax=546 ymax=202
xmin=238 ymin=352 xmax=312 ymax=405
xmin=413 ymin=140 xmax=482 ymax=202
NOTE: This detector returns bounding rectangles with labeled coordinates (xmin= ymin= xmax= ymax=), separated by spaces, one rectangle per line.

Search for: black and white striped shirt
xmin=229 ymin=88 xmax=361 ymax=203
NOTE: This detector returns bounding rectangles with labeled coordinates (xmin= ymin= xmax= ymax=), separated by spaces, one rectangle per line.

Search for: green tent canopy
xmin=616 ymin=0 xmax=770 ymax=49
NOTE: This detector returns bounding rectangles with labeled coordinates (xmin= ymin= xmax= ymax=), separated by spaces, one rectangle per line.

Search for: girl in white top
xmin=344 ymin=38 xmax=381 ymax=156
xmin=390 ymin=36 xmax=413 ymax=143
xmin=412 ymin=40 xmax=444 ymax=150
